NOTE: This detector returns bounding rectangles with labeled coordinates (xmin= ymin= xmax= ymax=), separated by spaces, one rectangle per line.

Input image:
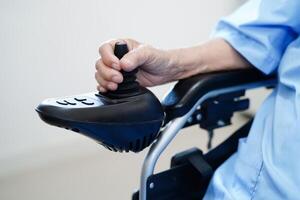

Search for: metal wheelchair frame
xmin=139 ymin=79 xmax=277 ymax=200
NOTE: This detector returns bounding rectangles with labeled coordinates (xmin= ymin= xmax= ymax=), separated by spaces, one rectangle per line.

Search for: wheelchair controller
xmin=36 ymin=42 xmax=164 ymax=152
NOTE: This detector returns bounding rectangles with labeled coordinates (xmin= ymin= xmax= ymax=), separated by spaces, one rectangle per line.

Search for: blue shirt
xmin=204 ymin=0 xmax=300 ymax=199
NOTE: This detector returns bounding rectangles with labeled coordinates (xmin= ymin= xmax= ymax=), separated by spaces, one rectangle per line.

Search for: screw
xmin=187 ymin=117 xmax=193 ymax=123
xmin=217 ymin=120 xmax=225 ymax=126
xmin=149 ymin=182 xmax=154 ymax=189
xmin=196 ymin=114 xmax=202 ymax=121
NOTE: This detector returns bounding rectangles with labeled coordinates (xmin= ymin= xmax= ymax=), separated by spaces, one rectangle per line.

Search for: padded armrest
xmin=162 ymin=68 xmax=277 ymax=120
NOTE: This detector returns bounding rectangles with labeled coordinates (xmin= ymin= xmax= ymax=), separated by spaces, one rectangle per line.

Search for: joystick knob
xmin=103 ymin=42 xmax=141 ymax=98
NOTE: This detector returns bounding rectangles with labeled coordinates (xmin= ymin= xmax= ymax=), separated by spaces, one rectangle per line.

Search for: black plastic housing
xmin=162 ymin=68 xmax=276 ymax=121
xmin=36 ymin=87 xmax=164 ymax=152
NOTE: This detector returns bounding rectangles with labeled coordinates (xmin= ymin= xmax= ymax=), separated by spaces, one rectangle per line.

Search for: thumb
xmin=119 ymin=45 xmax=152 ymax=72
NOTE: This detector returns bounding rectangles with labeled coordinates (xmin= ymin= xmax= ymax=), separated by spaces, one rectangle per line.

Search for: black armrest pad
xmin=162 ymin=68 xmax=277 ymax=119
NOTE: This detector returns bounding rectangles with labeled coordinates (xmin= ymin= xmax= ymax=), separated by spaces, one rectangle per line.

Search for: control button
xmin=56 ymin=101 xmax=68 ymax=105
xmin=63 ymin=100 xmax=76 ymax=105
xmin=74 ymin=97 xmax=87 ymax=102
xmin=81 ymin=101 xmax=94 ymax=105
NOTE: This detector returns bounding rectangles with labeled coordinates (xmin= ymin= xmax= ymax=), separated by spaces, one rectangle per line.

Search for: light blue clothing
xmin=204 ymin=0 xmax=300 ymax=199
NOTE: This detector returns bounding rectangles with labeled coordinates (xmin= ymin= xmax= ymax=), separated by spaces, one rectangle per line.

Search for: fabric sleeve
xmin=212 ymin=0 xmax=299 ymax=74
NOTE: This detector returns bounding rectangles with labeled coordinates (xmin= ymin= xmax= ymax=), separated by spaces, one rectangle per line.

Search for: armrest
xmin=162 ymin=68 xmax=277 ymax=120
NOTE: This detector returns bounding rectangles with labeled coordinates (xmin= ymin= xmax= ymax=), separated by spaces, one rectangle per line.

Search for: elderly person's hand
xmin=95 ymin=39 xmax=183 ymax=92
xmin=95 ymin=38 xmax=251 ymax=92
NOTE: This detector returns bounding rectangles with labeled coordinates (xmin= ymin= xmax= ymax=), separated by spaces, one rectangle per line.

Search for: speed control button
xmin=56 ymin=101 xmax=68 ymax=105
xmin=81 ymin=101 xmax=94 ymax=105
xmin=74 ymin=97 xmax=87 ymax=102
xmin=64 ymin=100 xmax=76 ymax=105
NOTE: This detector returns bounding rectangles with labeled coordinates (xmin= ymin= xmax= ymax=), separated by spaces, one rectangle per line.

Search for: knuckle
xmin=99 ymin=78 xmax=107 ymax=87
xmin=98 ymin=45 xmax=104 ymax=54
xmin=95 ymin=72 xmax=101 ymax=82
xmin=98 ymin=41 xmax=111 ymax=54
xmin=141 ymin=44 xmax=152 ymax=51
xmin=124 ymin=38 xmax=139 ymax=49
xmin=143 ymin=43 xmax=152 ymax=49
xmin=95 ymin=72 xmax=103 ymax=82
xmin=100 ymin=67 xmax=107 ymax=76
xmin=142 ymin=44 xmax=155 ymax=61
xmin=107 ymin=39 xmax=118 ymax=45
xmin=140 ymin=44 xmax=151 ymax=57
xmin=99 ymin=67 xmax=115 ymax=81
xmin=95 ymin=59 xmax=102 ymax=70
xmin=134 ymin=45 xmax=149 ymax=64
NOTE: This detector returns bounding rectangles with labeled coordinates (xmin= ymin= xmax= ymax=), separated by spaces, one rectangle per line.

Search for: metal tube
xmin=139 ymin=116 xmax=188 ymax=200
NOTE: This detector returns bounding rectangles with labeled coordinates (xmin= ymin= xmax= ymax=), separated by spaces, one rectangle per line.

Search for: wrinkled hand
xmin=95 ymin=39 xmax=181 ymax=92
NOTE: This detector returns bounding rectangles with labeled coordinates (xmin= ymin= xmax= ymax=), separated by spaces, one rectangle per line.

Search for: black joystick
xmin=36 ymin=42 xmax=165 ymax=153
xmin=103 ymin=42 xmax=140 ymax=98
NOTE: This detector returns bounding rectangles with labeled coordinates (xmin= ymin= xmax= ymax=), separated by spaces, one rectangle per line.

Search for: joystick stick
xmin=104 ymin=42 xmax=140 ymax=98
xmin=36 ymin=43 xmax=165 ymax=152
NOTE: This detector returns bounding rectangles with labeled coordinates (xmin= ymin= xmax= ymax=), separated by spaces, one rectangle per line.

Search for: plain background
xmin=0 ymin=0 xmax=269 ymax=199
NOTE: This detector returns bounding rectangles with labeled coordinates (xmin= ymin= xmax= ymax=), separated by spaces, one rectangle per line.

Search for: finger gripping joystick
xmin=104 ymin=42 xmax=140 ymax=98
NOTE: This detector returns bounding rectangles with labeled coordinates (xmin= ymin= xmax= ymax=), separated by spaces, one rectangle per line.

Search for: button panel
xmin=56 ymin=96 xmax=95 ymax=106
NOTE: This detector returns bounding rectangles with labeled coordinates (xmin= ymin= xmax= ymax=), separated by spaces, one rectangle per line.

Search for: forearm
xmin=169 ymin=38 xmax=252 ymax=80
